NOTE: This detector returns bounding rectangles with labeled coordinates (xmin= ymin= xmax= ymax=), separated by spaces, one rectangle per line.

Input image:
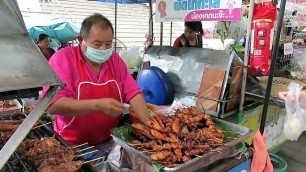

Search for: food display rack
xmin=0 ymin=112 xmax=98 ymax=172
xmin=0 ymin=0 xmax=63 ymax=169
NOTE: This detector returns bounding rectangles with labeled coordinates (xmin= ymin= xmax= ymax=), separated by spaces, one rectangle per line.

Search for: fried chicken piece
xmin=32 ymin=149 xmax=76 ymax=165
xmin=145 ymin=120 xmax=169 ymax=133
xmin=184 ymin=148 xmax=210 ymax=157
xmin=132 ymin=123 xmax=154 ymax=139
xmin=172 ymin=118 xmax=180 ymax=134
xmin=38 ymin=161 xmax=82 ymax=172
xmin=150 ymin=151 xmax=171 ymax=161
xmin=19 ymin=139 xmax=41 ymax=150
xmin=37 ymin=151 xmax=78 ymax=169
xmin=182 ymin=156 xmax=191 ymax=162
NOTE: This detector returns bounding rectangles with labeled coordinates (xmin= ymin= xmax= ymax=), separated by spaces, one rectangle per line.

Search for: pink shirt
xmin=42 ymin=46 xmax=141 ymax=104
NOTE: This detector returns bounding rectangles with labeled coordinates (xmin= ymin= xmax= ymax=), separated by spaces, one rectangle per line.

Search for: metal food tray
xmin=0 ymin=112 xmax=98 ymax=172
xmin=111 ymin=118 xmax=253 ymax=172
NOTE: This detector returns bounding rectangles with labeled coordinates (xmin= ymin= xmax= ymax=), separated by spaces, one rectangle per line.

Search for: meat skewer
xmin=17 ymin=137 xmax=84 ymax=172
xmin=0 ymin=119 xmax=24 ymax=125
xmin=0 ymin=131 xmax=14 ymax=141
xmin=0 ymin=110 xmax=24 ymax=118
xmin=127 ymin=107 xmax=227 ymax=168
xmin=39 ymin=160 xmax=83 ymax=172
xmin=0 ymin=124 xmax=19 ymax=131
xmin=37 ymin=151 xmax=78 ymax=169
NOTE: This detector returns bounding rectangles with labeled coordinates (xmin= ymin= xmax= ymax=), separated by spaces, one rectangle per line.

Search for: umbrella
xmin=27 ymin=19 xmax=80 ymax=43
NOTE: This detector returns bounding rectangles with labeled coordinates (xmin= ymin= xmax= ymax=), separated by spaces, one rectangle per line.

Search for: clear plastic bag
xmin=118 ymin=48 xmax=143 ymax=69
xmin=290 ymin=48 xmax=306 ymax=79
xmin=283 ymin=82 xmax=305 ymax=141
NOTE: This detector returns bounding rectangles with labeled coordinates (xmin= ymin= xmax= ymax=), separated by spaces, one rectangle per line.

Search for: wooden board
xmin=196 ymin=67 xmax=226 ymax=111
xmin=226 ymin=62 xmax=243 ymax=111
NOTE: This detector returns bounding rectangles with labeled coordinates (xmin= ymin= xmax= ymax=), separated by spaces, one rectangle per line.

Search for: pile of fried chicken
xmin=129 ymin=107 xmax=225 ymax=168
xmin=19 ymin=137 xmax=82 ymax=172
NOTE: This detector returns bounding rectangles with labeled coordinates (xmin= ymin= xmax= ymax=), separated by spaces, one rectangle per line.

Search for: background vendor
xmin=43 ymin=13 xmax=151 ymax=146
xmin=173 ymin=21 xmax=203 ymax=48
xmin=37 ymin=33 xmax=55 ymax=61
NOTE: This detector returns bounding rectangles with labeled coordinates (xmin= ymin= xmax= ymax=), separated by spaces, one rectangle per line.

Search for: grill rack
xmin=0 ymin=111 xmax=105 ymax=172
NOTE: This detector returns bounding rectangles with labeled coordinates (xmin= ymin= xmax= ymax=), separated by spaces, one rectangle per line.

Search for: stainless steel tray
xmin=111 ymin=118 xmax=253 ymax=172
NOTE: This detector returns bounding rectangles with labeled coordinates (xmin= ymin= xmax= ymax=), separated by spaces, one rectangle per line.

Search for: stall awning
xmin=0 ymin=0 xmax=62 ymax=92
xmin=89 ymin=0 xmax=155 ymax=4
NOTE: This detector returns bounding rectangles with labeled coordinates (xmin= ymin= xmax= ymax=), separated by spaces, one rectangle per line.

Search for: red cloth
xmin=251 ymin=130 xmax=273 ymax=172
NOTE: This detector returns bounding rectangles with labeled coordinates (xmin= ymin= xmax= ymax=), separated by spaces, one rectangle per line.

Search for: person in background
xmin=173 ymin=21 xmax=203 ymax=48
xmin=37 ymin=33 xmax=55 ymax=61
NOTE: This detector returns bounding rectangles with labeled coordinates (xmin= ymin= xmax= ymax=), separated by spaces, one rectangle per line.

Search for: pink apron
xmin=55 ymin=48 xmax=121 ymax=145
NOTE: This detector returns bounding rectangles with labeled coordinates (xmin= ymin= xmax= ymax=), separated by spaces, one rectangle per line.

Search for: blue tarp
xmin=90 ymin=0 xmax=154 ymax=4
xmin=27 ymin=18 xmax=80 ymax=43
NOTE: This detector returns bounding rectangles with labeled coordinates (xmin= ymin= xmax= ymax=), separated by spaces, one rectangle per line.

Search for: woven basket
xmin=257 ymin=76 xmax=306 ymax=97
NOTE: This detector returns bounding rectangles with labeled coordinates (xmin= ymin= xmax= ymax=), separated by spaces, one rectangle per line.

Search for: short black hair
xmin=185 ymin=21 xmax=203 ymax=36
xmin=80 ymin=13 xmax=114 ymax=39
xmin=38 ymin=33 xmax=50 ymax=42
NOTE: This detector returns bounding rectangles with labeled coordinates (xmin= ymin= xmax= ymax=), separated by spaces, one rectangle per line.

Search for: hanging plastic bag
xmin=118 ymin=48 xmax=143 ymax=69
xmin=283 ymin=82 xmax=305 ymax=141
xmin=249 ymin=2 xmax=277 ymax=75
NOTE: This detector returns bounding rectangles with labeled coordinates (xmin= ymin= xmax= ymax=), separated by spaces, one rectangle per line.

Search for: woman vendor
xmin=173 ymin=21 xmax=203 ymax=48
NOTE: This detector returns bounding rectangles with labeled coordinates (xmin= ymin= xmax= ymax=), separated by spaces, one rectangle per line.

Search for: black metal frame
xmin=260 ymin=0 xmax=287 ymax=134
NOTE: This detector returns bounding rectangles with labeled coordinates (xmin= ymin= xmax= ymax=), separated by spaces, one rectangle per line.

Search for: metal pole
xmin=239 ymin=0 xmax=254 ymax=112
xmin=260 ymin=0 xmax=287 ymax=134
xmin=115 ymin=0 xmax=118 ymax=51
xmin=149 ymin=0 xmax=153 ymax=40
xmin=170 ymin=22 xmax=173 ymax=46
xmin=160 ymin=22 xmax=163 ymax=46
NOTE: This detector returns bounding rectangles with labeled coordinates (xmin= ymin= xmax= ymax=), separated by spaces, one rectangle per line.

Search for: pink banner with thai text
xmin=185 ymin=8 xmax=242 ymax=21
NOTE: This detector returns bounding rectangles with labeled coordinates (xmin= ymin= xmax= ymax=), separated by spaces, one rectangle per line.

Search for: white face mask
xmin=82 ymin=40 xmax=112 ymax=64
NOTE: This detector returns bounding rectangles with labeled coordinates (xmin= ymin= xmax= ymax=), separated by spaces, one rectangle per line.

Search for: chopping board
xmin=196 ymin=67 xmax=226 ymax=111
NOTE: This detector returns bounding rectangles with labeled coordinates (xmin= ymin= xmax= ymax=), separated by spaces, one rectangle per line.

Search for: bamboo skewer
xmin=32 ymin=122 xmax=52 ymax=129
xmin=83 ymin=156 xmax=105 ymax=164
xmin=210 ymin=149 xmax=222 ymax=153
xmin=77 ymin=146 xmax=94 ymax=152
xmin=128 ymin=143 xmax=142 ymax=147
xmin=140 ymin=150 xmax=156 ymax=153
xmin=73 ymin=142 xmax=88 ymax=149
xmin=224 ymin=130 xmax=240 ymax=134
xmin=78 ymin=150 xmax=98 ymax=157
xmin=225 ymin=136 xmax=237 ymax=140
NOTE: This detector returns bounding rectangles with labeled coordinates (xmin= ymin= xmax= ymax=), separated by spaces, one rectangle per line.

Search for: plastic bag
xmin=290 ymin=48 xmax=306 ymax=79
xmin=118 ymin=48 xmax=142 ymax=69
xmin=283 ymin=82 xmax=305 ymax=141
